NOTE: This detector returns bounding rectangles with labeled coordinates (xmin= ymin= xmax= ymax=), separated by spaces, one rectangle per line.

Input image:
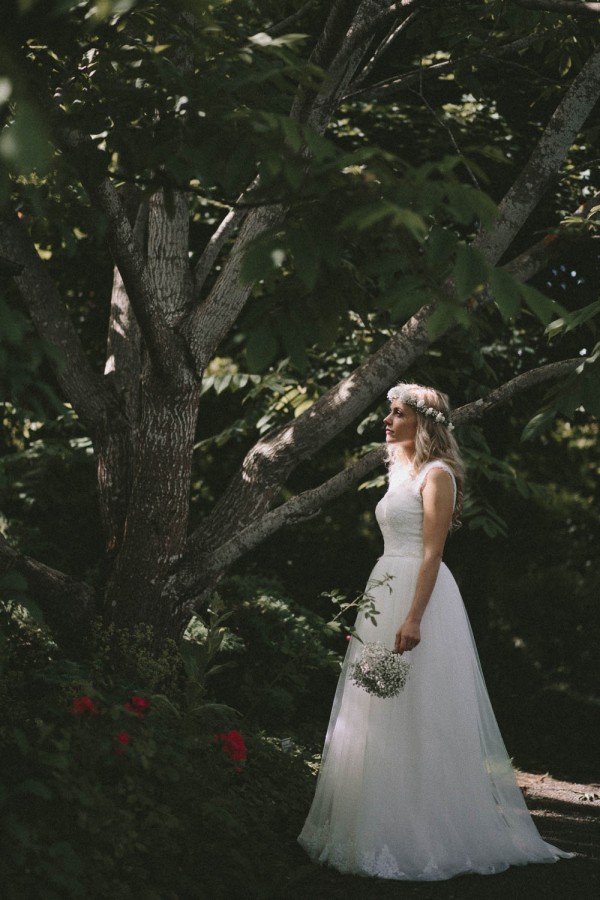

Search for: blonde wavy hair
xmin=386 ymin=382 xmax=465 ymax=526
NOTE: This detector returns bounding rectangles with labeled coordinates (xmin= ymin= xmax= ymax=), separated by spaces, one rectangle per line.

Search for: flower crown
xmin=387 ymin=388 xmax=455 ymax=431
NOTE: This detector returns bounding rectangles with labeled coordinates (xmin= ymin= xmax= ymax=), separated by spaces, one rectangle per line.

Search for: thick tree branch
xmin=0 ymin=215 xmax=112 ymax=437
xmin=0 ymin=533 xmax=96 ymax=643
xmin=176 ymin=357 xmax=581 ymax=599
xmin=187 ymin=42 xmax=600 ymax=555
xmin=187 ymin=3 xmax=430 ymax=367
xmin=192 ymin=205 xmax=247 ymax=300
xmin=453 ymin=359 xmax=581 ymax=422
xmin=57 ymin=126 xmax=192 ymax=384
xmin=475 ymin=190 xmax=600 ymax=307
xmin=185 ymin=302 xmax=436 ymax=556
xmin=511 ymin=0 xmax=600 ymax=15
xmin=186 ymin=201 xmax=285 ymax=367
xmin=89 ymin=175 xmax=192 ymax=383
xmin=328 ymin=0 xmax=432 ymax=78
xmin=290 ymin=0 xmax=411 ymax=129
xmin=474 ymin=42 xmax=600 ymax=264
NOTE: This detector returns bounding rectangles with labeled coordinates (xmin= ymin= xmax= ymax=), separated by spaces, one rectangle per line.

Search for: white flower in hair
xmin=386 ymin=386 xmax=454 ymax=430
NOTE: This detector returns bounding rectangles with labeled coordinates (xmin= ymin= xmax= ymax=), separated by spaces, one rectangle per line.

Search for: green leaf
xmin=391 ymin=208 xmax=428 ymax=241
xmin=240 ymin=235 xmax=286 ymax=285
xmin=384 ymin=276 xmax=431 ymax=322
xmin=545 ymin=299 xmax=600 ymax=338
xmin=453 ymin=243 xmax=488 ymax=302
xmin=276 ymin=314 xmax=309 ymax=372
xmin=521 ymin=407 xmax=557 ymax=441
xmin=490 ymin=267 xmax=521 ymax=322
xmin=424 ymin=227 xmax=458 ymax=272
xmin=520 ymin=284 xmax=565 ymax=326
xmin=340 ymin=201 xmax=427 ymax=240
xmin=288 ymin=227 xmax=319 ymax=289
xmin=427 ymin=303 xmax=460 ymax=339
xmin=246 ymin=323 xmax=278 ymax=372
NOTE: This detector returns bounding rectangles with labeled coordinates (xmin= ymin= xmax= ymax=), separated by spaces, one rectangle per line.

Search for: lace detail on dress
xmin=375 ymin=461 xmax=456 ymax=559
xmin=298 ymin=454 xmax=574 ymax=881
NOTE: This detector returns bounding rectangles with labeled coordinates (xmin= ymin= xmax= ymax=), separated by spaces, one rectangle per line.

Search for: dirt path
xmin=284 ymin=772 xmax=600 ymax=900
xmin=516 ymin=770 xmax=599 ymax=865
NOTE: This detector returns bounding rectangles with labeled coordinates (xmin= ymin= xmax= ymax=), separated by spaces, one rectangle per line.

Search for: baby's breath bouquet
xmin=350 ymin=642 xmax=411 ymax=699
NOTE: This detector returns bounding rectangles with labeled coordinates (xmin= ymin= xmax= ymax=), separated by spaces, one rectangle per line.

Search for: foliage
xmin=0 ymin=598 xmax=316 ymax=900
xmin=190 ymin=575 xmax=343 ymax=729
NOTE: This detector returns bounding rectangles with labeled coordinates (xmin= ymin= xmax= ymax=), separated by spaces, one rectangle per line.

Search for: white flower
xmin=448 ymin=423 xmax=455 ymax=431
xmin=386 ymin=389 xmax=453 ymax=430
xmin=350 ymin=642 xmax=411 ymax=699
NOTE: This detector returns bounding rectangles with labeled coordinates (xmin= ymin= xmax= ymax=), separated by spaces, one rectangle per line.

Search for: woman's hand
xmin=395 ymin=620 xmax=421 ymax=654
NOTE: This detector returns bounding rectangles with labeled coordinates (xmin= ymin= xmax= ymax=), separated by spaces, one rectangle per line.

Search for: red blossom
xmin=115 ymin=732 xmax=131 ymax=756
xmin=70 ymin=696 xmax=98 ymax=716
xmin=124 ymin=696 xmax=151 ymax=719
xmin=214 ymin=730 xmax=247 ymax=768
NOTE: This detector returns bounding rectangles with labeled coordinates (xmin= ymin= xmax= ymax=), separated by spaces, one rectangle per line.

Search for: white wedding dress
xmin=298 ymin=461 xmax=573 ymax=881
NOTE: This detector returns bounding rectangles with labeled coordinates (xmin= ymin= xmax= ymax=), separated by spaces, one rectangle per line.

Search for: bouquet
xmin=349 ymin=641 xmax=411 ymax=699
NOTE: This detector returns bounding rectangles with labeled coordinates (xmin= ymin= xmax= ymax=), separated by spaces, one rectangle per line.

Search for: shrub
xmin=0 ymin=601 xmax=317 ymax=899
xmin=188 ymin=575 xmax=343 ymax=730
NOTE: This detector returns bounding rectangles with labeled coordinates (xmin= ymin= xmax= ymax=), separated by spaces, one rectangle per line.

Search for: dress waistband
xmin=378 ymin=552 xmax=423 ymax=560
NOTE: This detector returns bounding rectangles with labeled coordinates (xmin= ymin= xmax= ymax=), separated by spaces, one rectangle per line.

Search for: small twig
xmin=351 ymin=9 xmax=421 ymax=89
xmin=264 ymin=0 xmax=316 ymax=37
xmin=410 ymin=87 xmax=481 ymax=189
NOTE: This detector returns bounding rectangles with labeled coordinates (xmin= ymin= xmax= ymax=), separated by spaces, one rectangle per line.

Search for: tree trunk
xmin=103 ymin=373 xmax=200 ymax=640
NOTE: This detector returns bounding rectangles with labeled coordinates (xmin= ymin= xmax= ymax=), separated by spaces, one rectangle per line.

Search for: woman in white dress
xmin=298 ymin=382 xmax=573 ymax=881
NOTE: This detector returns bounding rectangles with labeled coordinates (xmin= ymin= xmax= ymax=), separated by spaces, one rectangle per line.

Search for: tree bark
xmin=102 ymin=188 xmax=201 ymax=639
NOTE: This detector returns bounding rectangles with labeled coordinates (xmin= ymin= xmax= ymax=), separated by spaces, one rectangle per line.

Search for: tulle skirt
xmin=298 ymin=555 xmax=574 ymax=881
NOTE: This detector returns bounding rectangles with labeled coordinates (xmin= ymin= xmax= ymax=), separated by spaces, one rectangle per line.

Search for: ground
xmin=282 ymin=771 xmax=600 ymax=900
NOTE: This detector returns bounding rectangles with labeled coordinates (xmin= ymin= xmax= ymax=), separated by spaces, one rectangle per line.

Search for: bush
xmin=189 ymin=575 xmax=343 ymax=730
xmin=0 ymin=599 xmax=317 ymax=899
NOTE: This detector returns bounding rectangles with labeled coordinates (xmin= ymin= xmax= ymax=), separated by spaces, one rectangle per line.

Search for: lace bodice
xmin=375 ymin=461 xmax=456 ymax=558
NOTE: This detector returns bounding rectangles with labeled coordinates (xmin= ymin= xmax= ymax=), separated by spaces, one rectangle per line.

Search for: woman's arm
xmin=394 ymin=468 xmax=455 ymax=654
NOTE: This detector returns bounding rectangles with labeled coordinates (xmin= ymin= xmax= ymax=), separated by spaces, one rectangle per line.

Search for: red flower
xmin=70 ymin=696 xmax=98 ymax=716
xmin=124 ymin=696 xmax=150 ymax=719
xmin=115 ymin=732 xmax=131 ymax=756
xmin=214 ymin=730 xmax=247 ymax=769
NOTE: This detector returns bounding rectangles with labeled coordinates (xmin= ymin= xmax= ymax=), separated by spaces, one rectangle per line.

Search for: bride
xmin=298 ymin=383 xmax=573 ymax=881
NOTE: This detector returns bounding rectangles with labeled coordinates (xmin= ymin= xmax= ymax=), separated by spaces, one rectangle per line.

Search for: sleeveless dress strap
xmin=415 ymin=461 xmax=457 ymax=509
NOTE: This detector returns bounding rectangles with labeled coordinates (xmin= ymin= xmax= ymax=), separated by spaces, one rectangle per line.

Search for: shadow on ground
xmin=281 ymin=772 xmax=600 ymax=900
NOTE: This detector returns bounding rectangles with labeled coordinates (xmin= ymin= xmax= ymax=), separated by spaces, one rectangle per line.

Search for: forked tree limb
xmin=350 ymin=8 xmax=422 ymax=89
xmin=57 ymin=126 xmax=192 ymax=384
xmin=176 ymin=357 xmax=582 ymax=600
xmin=473 ymin=41 xmax=600 ymax=264
xmin=192 ymin=205 xmax=248 ymax=300
xmin=184 ymin=34 xmax=600 ymax=559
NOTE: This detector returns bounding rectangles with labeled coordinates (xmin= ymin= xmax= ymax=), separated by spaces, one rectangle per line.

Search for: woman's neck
xmin=396 ymin=443 xmax=415 ymax=466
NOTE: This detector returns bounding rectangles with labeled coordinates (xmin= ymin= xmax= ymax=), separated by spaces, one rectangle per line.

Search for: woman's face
xmin=383 ymin=402 xmax=418 ymax=445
